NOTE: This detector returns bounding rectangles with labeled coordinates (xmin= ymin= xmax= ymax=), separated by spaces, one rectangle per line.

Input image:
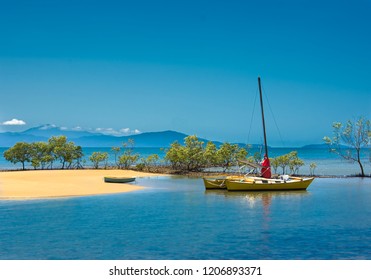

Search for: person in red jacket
xmin=261 ymin=154 xmax=271 ymax=179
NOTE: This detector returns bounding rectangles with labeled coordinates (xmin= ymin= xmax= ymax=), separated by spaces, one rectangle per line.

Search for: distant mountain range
xmin=301 ymin=143 xmax=355 ymax=149
xmin=0 ymin=124 xmax=329 ymax=148
xmin=0 ymin=125 xmax=220 ymax=148
xmin=301 ymin=144 xmax=329 ymax=149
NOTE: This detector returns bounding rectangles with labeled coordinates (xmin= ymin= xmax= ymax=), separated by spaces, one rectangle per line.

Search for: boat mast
xmin=258 ymin=77 xmax=269 ymax=158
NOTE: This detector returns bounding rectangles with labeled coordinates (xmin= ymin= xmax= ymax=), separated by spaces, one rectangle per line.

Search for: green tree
xmin=272 ymin=151 xmax=305 ymax=175
xmin=111 ymin=146 xmax=121 ymax=167
xmin=165 ymin=136 xmax=250 ymax=172
xmin=309 ymin=162 xmax=317 ymax=176
xmin=48 ymin=136 xmax=83 ymax=169
xmin=203 ymin=142 xmax=218 ymax=167
xmin=118 ymin=139 xmax=139 ymax=169
xmin=3 ymin=142 xmax=32 ymax=170
xmin=89 ymin=152 xmax=109 ymax=169
xmin=118 ymin=153 xmax=139 ymax=169
xmin=276 ymin=154 xmax=290 ymax=174
xmin=323 ymin=117 xmax=371 ymax=177
xmin=270 ymin=157 xmax=279 ymax=174
xmin=29 ymin=142 xmax=53 ymax=170
xmin=164 ymin=141 xmax=183 ymax=169
xmin=165 ymin=135 xmax=207 ymax=172
xmin=216 ymin=143 xmax=248 ymax=172
xmin=48 ymin=136 xmax=68 ymax=168
xmin=183 ymin=135 xmax=205 ymax=171
xmin=164 ymin=136 xmax=202 ymax=171
xmin=69 ymin=145 xmax=84 ymax=169
xmin=139 ymin=154 xmax=160 ymax=171
xmin=288 ymin=152 xmax=305 ymax=175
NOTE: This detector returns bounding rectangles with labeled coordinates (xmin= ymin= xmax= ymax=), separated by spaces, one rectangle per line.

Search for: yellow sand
xmin=0 ymin=169 xmax=161 ymax=199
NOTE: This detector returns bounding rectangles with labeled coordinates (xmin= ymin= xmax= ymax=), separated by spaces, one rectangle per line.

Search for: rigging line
xmin=261 ymin=83 xmax=285 ymax=147
xmin=247 ymin=86 xmax=259 ymax=145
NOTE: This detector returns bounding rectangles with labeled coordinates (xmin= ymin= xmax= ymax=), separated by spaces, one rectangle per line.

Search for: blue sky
xmin=0 ymin=0 xmax=370 ymax=146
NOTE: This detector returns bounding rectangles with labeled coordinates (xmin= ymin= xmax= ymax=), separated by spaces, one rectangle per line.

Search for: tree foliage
xmin=204 ymin=142 xmax=218 ymax=167
xmin=309 ymin=162 xmax=317 ymax=176
xmin=111 ymin=146 xmax=121 ymax=167
xmin=216 ymin=142 xmax=248 ymax=172
xmin=89 ymin=152 xmax=109 ymax=169
xmin=3 ymin=142 xmax=32 ymax=170
xmin=30 ymin=142 xmax=53 ymax=169
xmin=270 ymin=151 xmax=305 ymax=175
xmin=165 ymin=135 xmax=206 ymax=171
xmin=165 ymin=135 xmax=248 ymax=172
xmin=137 ymin=154 xmax=160 ymax=172
xmin=3 ymin=136 xmax=84 ymax=170
xmin=323 ymin=117 xmax=371 ymax=176
xmin=118 ymin=139 xmax=139 ymax=169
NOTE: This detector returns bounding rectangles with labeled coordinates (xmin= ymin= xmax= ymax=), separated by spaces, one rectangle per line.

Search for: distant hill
xmin=0 ymin=125 xmax=221 ymax=148
xmin=23 ymin=124 xmax=99 ymax=139
xmin=0 ymin=132 xmax=48 ymax=147
xmin=301 ymin=144 xmax=329 ymax=149
xmin=75 ymin=130 xmax=193 ymax=147
xmin=301 ymin=143 xmax=352 ymax=149
xmin=0 ymin=125 xmax=270 ymax=148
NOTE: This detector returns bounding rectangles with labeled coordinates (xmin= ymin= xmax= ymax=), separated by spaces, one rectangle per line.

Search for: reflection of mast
xmin=261 ymin=193 xmax=272 ymax=216
xmin=261 ymin=193 xmax=272 ymax=247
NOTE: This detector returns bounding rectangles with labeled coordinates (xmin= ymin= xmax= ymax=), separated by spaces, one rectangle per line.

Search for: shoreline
xmin=0 ymin=169 xmax=165 ymax=200
xmin=1 ymin=168 xmax=369 ymax=200
xmin=1 ymin=166 xmax=369 ymax=178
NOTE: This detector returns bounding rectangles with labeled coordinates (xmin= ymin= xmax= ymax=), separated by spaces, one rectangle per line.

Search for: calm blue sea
xmin=1 ymin=147 xmax=370 ymax=176
xmin=0 ymin=177 xmax=370 ymax=260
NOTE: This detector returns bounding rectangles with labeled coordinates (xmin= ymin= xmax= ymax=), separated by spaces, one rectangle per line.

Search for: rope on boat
xmin=247 ymin=87 xmax=259 ymax=144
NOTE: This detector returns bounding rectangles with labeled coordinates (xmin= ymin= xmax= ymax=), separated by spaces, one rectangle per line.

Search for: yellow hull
xmin=203 ymin=178 xmax=227 ymax=189
xmin=203 ymin=176 xmax=245 ymax=190
xmin=225 ymin=177 xmax=314 ymax=191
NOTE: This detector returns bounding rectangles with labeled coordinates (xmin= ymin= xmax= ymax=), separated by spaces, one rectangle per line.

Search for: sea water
xmin=1 ymin=147 xmax=370 ymax=176
xmin=0 ymin=176 xmax=370 ymax=260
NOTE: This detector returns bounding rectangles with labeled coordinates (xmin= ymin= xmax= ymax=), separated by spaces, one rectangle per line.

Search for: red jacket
xmin=261 ymin=157 xmax=271 ymax=179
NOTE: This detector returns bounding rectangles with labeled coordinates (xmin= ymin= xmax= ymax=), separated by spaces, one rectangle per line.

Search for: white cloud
xmin=119 ymin=128 xmax=131 ymax=134
xmin=40 ymin=124 xmax=57 ymax=130
xmin=95 ymin=127 xmax=141 ymax=136
xmin=2 ymin=118 xmax=26 ymax=125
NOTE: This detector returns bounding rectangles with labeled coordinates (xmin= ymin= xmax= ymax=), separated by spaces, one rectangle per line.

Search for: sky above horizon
xmin=1 ymin=0 xmax=370 ymax=146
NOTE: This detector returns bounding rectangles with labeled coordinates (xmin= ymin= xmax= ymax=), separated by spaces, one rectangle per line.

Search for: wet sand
xmin=0 ymin=169 xmax=161 ymax=199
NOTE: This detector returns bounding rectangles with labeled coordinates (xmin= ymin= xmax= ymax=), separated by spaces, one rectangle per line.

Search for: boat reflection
xmin=204 ymin=189 xmax=309 ymax=209
xmin=204 ymin=190 xmax=309 ymax=244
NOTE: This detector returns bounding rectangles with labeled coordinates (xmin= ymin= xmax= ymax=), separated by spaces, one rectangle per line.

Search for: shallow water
xmin=0 ymin=176 xmax=370 ymax=259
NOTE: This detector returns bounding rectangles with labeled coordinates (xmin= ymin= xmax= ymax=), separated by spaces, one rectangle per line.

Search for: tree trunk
xmin=356 ymin=149 xmax=365 ymax=177
xmin=358 ymin=160 xmax=365 ymax=177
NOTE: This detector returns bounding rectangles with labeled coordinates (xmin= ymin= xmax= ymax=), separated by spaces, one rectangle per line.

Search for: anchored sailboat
xmin=226 ymin=77 xmax=314 ymax=191
xmin=204 ymin=77 xmax=314 ymax=191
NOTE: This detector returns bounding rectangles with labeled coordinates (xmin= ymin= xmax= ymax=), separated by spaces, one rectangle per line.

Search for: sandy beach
xmin=0 ymin=169 xmax=162 ymax=199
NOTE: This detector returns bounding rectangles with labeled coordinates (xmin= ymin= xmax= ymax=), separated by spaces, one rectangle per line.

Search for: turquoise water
xmin=0 ymin=177 xmax=370 ymax=259
xmin=1 ymin=147 xmax=370 ymax=176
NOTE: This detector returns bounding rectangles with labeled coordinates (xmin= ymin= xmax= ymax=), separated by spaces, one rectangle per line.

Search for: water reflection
xmin=204 ymin=190 xmax=309 ymax=222
xmin=204 ymin=190 xmax=310 ymax=250
xmin=204 ymin=189 xmax=308 ymax=208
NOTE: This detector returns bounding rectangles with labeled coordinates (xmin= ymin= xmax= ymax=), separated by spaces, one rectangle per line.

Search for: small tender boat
xmin=203 ymin=177 xmax=227 ymax=189
xmin=225 ymin=176 xmax=314 ymax=191
xmin=203 ymin=175 xmax=247 ymax=190
xmin=104 ymin=177 xmax=136 ymax=183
